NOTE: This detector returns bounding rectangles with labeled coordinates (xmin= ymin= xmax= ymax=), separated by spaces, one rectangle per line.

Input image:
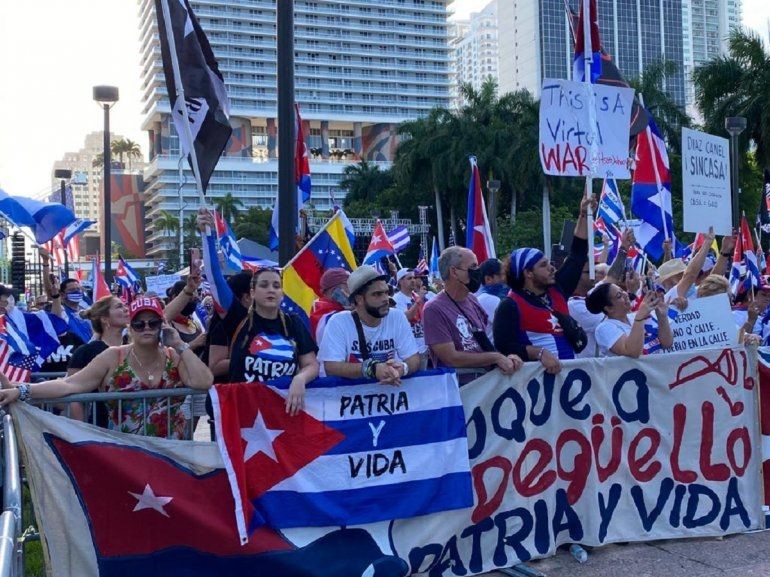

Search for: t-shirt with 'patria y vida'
xmin=317 ymin=310 xmax=418 ymax=372
xmin=423 ymin=291 xmax=489 ymax=368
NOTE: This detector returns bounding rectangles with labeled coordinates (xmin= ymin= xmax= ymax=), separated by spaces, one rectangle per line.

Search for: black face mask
xmin=180 ymin=301 xmax=198 ymax=317
xmin=365 ymin=303 xmax=388 ymax=319
xmin=464 ymin=268 xmax=482 ymax=293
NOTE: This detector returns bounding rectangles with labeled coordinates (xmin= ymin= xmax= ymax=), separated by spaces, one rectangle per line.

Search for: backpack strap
xmin=351 ymin=312 xmax=370 ymax=361
xmin=229 ymin=316 xmax=250 ymax=358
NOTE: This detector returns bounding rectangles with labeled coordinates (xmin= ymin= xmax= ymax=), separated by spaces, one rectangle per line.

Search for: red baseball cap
xmin=128 ymin=297 xmax=164 ymax=320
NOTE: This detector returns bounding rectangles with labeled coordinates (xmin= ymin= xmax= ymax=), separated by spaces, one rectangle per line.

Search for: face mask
xmin=67 ymin=291 xmax=83 ymax=304
xmin=365 ymin=302 xmax=388 ymax=319
xmin=181 ymin=301 xmax=198 ymax=317
xmin=331 ymin=287 xmax=349 ymax=308
xmin=482 ymin=282 xmax=509 ymax=299
xmin=464 ymin=268 xmax=482 ymax=293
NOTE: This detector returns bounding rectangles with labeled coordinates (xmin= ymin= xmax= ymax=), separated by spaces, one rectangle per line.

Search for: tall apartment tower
xmin=51 ymin=131 xmax=145 ymax=239
xmin=682 ymin=0 xmax=742 ymax=110
xmin=137 ymin=0 xmax=452 ymax=257
xmin=498 ymin=0 xmax=686 ymax=107
xmin=450 ymin=0 xmax=499 ymax=108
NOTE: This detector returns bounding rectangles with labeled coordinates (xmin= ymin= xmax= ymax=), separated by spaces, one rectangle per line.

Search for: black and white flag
xmin=155 ymin=0 xmax=232 ymax=193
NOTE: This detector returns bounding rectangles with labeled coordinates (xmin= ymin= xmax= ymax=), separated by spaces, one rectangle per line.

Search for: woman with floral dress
xmin=0 ymin=297 xmax=213 ymax=439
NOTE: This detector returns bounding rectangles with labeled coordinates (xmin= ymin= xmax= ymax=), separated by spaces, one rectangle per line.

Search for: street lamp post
xmin=93 ymin=86 xmax=119 ymax=285
xmin=277 ymin=0 xmax=296 ymax=266
xmin=53 ymin=169 xmax=72 ymax=276
xmin=725 ymin=116 xmax=747 ymax=231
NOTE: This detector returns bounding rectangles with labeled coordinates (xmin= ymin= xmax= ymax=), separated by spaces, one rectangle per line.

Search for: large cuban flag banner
xmin=14 ymin=348 xmax=764 ymax=577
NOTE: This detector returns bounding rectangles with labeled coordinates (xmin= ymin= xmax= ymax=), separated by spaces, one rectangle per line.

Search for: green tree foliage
xmin=234 ymin=207 xmax=273 ymax=246
xmin=214 ymin=193 xmax=245 ymax=224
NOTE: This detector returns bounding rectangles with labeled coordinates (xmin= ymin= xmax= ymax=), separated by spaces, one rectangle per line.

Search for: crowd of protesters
xmin=0 ymin=198 xmax=764 ymax=441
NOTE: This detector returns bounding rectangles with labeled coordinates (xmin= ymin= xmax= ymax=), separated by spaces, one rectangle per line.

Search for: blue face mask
xmin=66 ymin=291 xmax=84 ymax=303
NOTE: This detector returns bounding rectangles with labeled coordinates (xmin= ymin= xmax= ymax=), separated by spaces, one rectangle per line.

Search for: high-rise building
xmin=137 ymin=0 xmax=452 ymax=257
xmin=682 ymin=0 xmax=742 ymax=110
xmin=450 ymin=0 xmax=499 ymax=108
xmin=51 ymin=132 xmax=146 ymax=244
xmin=498 ymin=0 xmax=686 ymax=108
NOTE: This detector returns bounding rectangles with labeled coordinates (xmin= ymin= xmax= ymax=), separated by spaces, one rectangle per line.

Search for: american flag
xmin=0 ymin=341 xmax=33 ymax=382
xmin=415 ymin=246 xmax=428 ymax=274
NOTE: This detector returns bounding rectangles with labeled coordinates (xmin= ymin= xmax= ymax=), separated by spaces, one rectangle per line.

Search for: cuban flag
xmin=270 ymin=104 xmax=312 ymax=251
xmin=730 ymin=227 xmax=744 ymax=296
xmin=115 ymin=257 xmax=142 ymax=293
xmin=739 ymin=215 xmax=762 ymax=295
xmin=214 ymin=210 xmax=243 ymax=271
xmin=363 ymin=220 xmax=396 ymax=266
xmin=386 ymin=226 xmax=410 ymax=254
xmin=465 ymin=156 xmax=495 ymax=262
xmin=247 ymin=333 xmax=295 ymax=363
xmin=598 ymin=178 xmax=626 ymax=225
xmin=0 ymin=189 xmax=77 ymax=244
xmin=4 ymin=307 xmax=69 ymax=363
xmin=14 ymin=401 xmax=411 ymax=577
xmin=210 ymin=370 xmax=472 ymax=541
xmin=631 ymin=116 xmax=677 ymax=261
xmin=572 ymin=0 xmax=602 ymax=83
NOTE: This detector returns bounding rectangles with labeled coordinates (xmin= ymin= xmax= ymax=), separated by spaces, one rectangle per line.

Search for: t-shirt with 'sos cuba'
xmin=317 ymin=310 xmax=418 ymax=371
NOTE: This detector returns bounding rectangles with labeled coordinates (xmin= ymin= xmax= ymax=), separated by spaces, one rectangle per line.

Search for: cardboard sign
xmin=144 ymin=273 xmax=181 ymax=296
xmin=682 ymin=127 xmax=732 ymax=236
xmin=668 ymin=293 xmax=738 ymax=352
xmin=539 ymin=79 xmax=634 ymax=179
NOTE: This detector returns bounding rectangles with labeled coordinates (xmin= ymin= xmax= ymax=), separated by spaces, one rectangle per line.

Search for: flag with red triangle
xmin=92 ymin=254 xmax=111 ymax=301
xmin=363 ymin=219 xmax=396 ymax=266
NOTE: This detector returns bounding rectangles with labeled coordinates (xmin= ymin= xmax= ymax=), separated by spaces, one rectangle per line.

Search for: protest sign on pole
xmin=539 ymin=79 xmax=634 ymax=179
xmin=667 ymin=293 xmax=738 ymax=352
xmin=682 ymin=127 xmax=732 ymax=236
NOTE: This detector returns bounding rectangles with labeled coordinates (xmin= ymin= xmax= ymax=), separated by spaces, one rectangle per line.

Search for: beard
xmin=365 ymin=303 xmax=388 ymax=319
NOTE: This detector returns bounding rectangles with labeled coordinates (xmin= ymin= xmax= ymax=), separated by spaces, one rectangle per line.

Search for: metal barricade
xmin=0 ymin=412 xmax=22 ymax=577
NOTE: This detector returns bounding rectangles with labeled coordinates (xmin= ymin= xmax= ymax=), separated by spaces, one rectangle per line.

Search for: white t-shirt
xmin=392 ymin=291 xmax=427 ymax=353
xmin=665 ymin=284 xmax=696 ymax=303
xmin=317 ymin=310 xmax=419 ymax=372
xmin=568 ymin=296 xmax=603 ymax=358
xmin=475 ymin=292 xmax=501 ymax=345
xmin=594 ymin=318 xmax=633 ymax=357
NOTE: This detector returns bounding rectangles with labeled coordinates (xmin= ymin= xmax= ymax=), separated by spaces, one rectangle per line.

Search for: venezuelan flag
xmin=282 ymin=211 xmax=356 ymax=325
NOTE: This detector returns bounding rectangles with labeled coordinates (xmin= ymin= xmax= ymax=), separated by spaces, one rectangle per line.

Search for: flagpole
xmin=158 ymin=0 xmax=206 ymax=205
xmin=582 ymin=0 xmax=596 ymax=280
xmin=283 ymin=211 xmax=344 ymax=269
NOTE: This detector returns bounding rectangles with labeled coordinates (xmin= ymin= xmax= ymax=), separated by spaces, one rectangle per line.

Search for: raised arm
xmin=39 ymin=248 xmax=63 ymax=316
xmin=164 ymin=273 xmax=202 ymax=322
xmin=675 ymin=227 xmax=715 ymax=299
xmin=712 ymin=234 xmax=736 ymax=278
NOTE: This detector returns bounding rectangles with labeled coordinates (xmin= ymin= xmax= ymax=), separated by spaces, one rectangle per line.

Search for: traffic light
xmin=11 ymin=232 xmax=25 ymax=293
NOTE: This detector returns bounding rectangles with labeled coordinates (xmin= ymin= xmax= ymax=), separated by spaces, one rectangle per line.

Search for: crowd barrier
xmin=0 ymin=381 xmax=209 ymax=576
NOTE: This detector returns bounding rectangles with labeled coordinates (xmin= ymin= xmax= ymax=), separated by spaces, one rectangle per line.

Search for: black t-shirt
xmin=67 ymin=341 xmax=109 ymax=371
xmin=41 ymin=332 xmax=86 ymax=373
xmin=228 ymin=311 xmax=317 ymax=384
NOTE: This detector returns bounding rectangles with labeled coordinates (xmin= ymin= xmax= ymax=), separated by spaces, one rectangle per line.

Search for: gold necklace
xmin=130 ymin=347 xmax=162 ymax=383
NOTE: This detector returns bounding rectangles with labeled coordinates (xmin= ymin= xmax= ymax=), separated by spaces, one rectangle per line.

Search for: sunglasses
xmin=130 ymin=319 xmax=163 ymax=331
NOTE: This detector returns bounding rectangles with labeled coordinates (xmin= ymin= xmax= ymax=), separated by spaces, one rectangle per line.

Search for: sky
xmin=0 ymin=0 xmax=768 ymax=199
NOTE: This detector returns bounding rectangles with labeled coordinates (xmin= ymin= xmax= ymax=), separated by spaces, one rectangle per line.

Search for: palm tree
xmin=155 ymin=210 xmax=179 ymax=237
xmin=111 ymin=139 xmax=129 ymax=168
xmin=629 ymin=60 xmax=691 ymax=154
xmin=339 ymin=160 xmax=393 ymax=203
xmin=214 ymin=193 xmax=245 ymax=224
xmin=183 ymin=214 xmax=198 ymax=246
xmin=693 ymin=29 xmax=770 ymax=166
xmin=123 ymin=139 xmax=143 ymax=170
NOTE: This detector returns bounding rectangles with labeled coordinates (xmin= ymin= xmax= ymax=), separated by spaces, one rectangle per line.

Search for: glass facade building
xmin=499 ymin=0 xmax=686 ymax=109
xmin=136 ymin=0 xmax=451 ymax=256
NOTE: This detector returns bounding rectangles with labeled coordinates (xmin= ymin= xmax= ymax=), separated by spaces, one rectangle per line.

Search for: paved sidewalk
xmin=483 ymin=532 xmax=770 ymax=576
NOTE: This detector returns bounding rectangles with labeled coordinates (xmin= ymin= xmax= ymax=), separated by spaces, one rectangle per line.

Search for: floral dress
xmin=104 ymin=348 xmax=188 ymax=439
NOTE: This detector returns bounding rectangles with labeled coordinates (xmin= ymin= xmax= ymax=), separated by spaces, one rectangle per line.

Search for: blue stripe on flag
xmin=254 ymin=472 xmax=473 ymax=529
xmin=324 ymin=406 xmax=467 ymax=454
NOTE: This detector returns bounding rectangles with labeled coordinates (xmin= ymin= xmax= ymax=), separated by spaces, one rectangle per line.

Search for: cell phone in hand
xmin=644 ymin=277 xmax=654 ymax=293
xmin=160 ymin=327 xmax=175 ymax=347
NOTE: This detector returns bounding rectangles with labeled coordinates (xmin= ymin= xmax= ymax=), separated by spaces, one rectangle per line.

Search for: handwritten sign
xmin=144 ymin=273 xmax=181 ymax=296
xmin=539 ymin=79 xmax=635 ymax=179
xmin=668 ymin=293 xmax=737 ymax=352
xmin=682 ymin=127 xmax=732 ymax=236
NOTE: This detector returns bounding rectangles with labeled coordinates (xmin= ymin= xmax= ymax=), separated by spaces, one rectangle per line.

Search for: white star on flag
xmin=372 ymin=234 xmax=381 ymax=243
xmin=241 ymin=410 xmax=284 ymax=462
xmin=548 ymin=314 xmax=561 ymax=331
xmin=129 ymin=484 xmax=173 ymax=517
